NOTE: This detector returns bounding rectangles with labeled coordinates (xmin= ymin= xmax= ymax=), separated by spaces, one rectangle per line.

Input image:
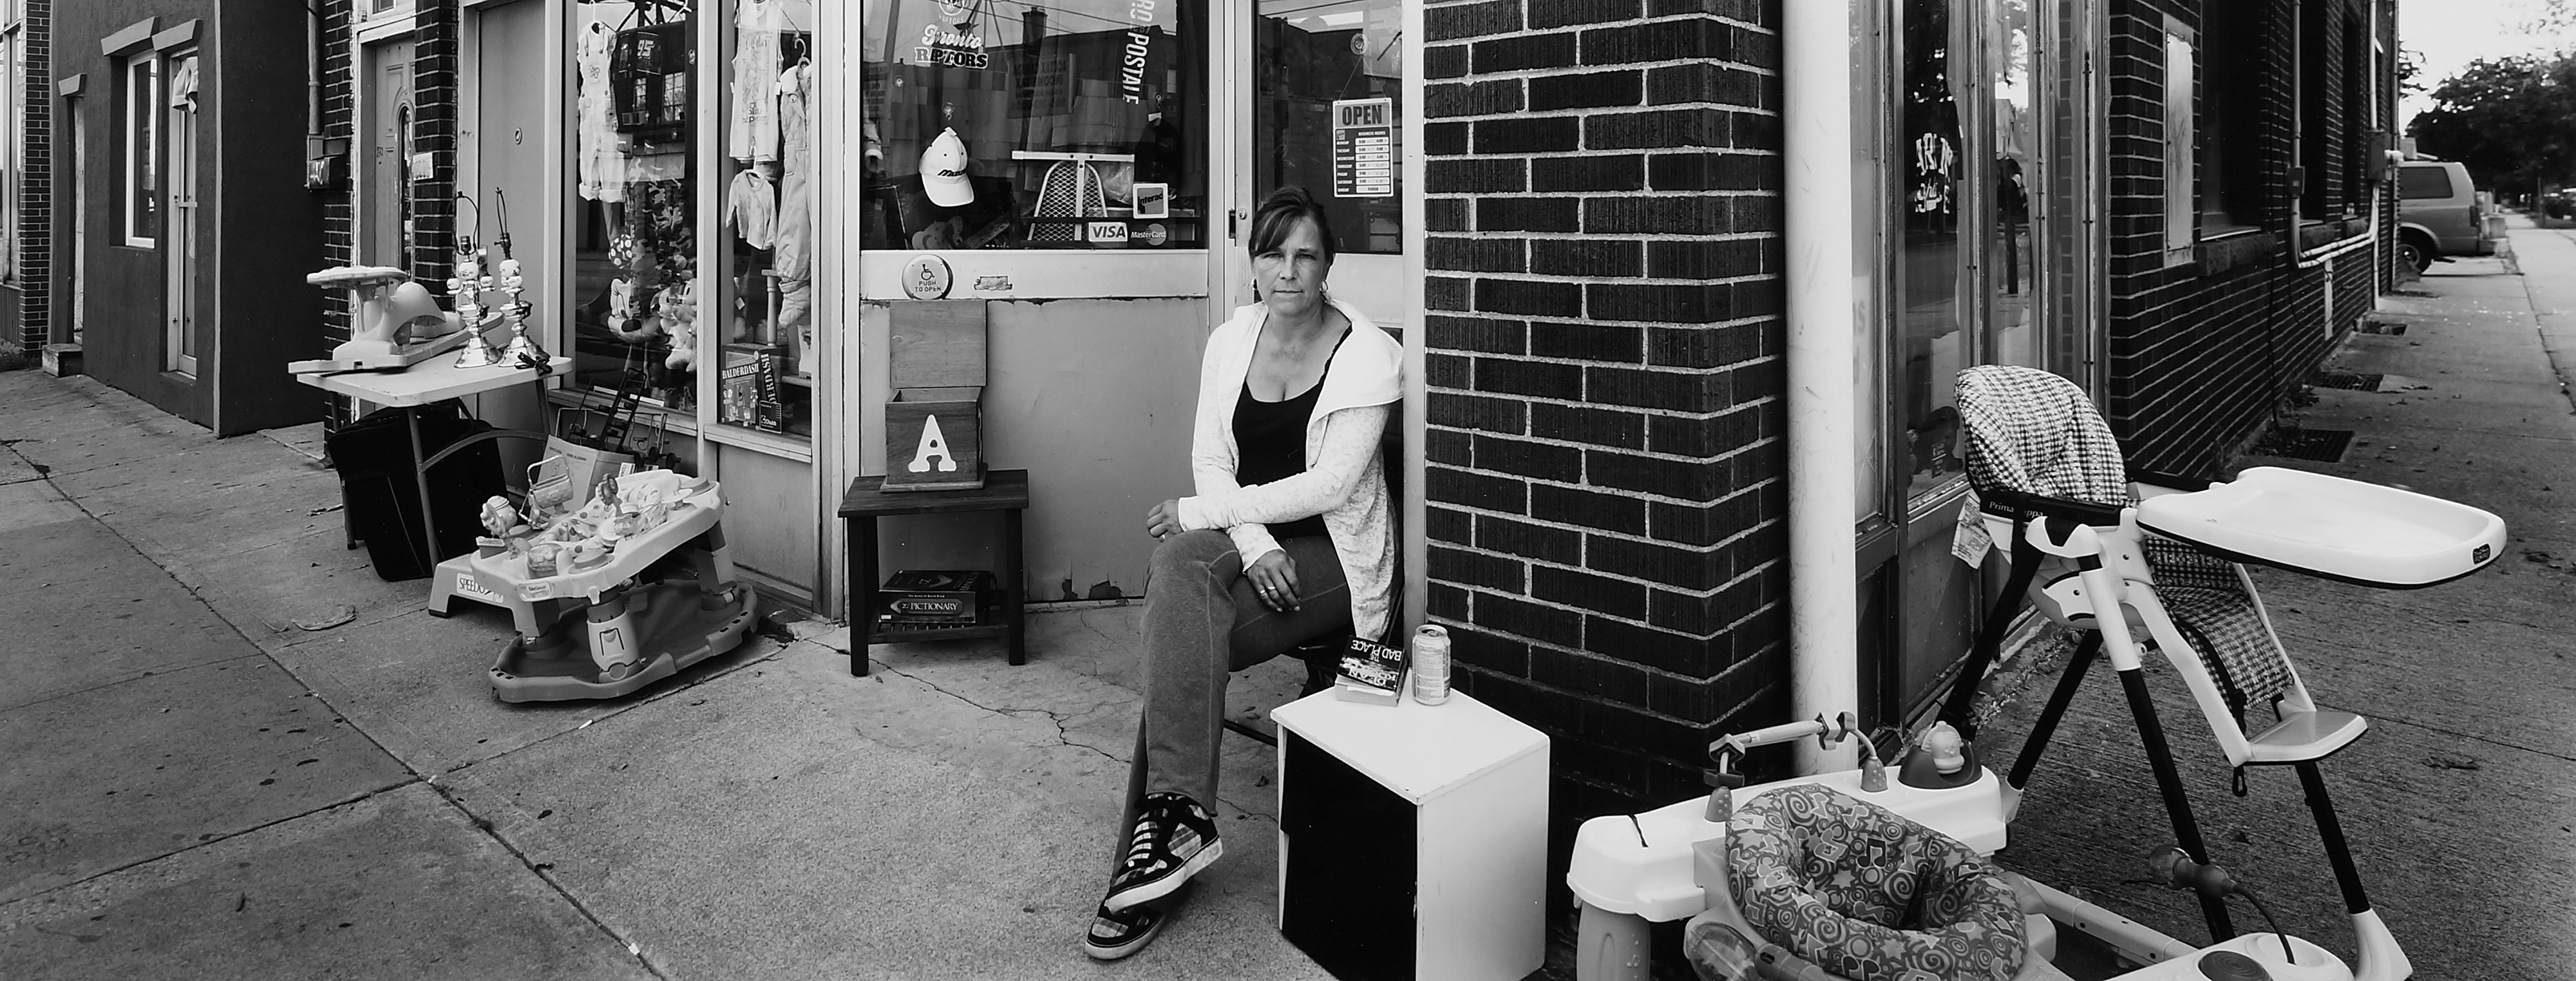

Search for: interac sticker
xmin=1331 ymin=97 xmax=1395 ymax=198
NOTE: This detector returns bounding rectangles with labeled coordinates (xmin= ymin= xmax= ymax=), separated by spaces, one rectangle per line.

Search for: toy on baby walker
xmin=430 ymin=467 xmax=757 ymax=702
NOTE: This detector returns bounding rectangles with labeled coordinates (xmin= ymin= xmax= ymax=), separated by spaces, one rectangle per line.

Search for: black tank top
xmin=1231 ymin=330 xmax=1349 ymax=542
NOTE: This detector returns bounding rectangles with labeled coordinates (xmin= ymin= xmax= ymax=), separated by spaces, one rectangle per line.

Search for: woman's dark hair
xmin=1245 ymin=187 xmax=1336 ymax=265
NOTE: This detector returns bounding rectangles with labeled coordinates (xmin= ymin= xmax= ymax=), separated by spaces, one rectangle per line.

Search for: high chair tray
xmin=2135 ymin=466 xmax=2505 ymax=587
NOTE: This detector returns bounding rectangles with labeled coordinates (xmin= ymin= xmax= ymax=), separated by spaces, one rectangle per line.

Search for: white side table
xmin=1271 ymin=689 xmax=1550 ymax=981
xmin=296 ymin=356 xmax=567 ymax=566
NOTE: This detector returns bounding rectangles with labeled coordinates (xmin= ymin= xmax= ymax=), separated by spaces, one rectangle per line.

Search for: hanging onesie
xmin=574 ymin=8 xmax=625 ymax=202
xmin=729 ymin=0 xmax=782 ymax=162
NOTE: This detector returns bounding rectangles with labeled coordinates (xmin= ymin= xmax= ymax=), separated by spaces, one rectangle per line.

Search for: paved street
xmin=5 ymin=221 xmax=2572 ymax=980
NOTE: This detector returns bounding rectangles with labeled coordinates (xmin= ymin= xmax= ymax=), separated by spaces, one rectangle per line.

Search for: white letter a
xmin=908 ymin=415 xmax=959 ymax=473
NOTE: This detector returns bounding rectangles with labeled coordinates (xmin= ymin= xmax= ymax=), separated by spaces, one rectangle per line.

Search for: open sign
xmin=1337 ymin=100 xmax=1390 ymax=128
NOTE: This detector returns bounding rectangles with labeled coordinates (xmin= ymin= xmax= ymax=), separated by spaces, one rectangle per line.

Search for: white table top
xmin=294 ymin=356 xmax=570 ymax=407
xmin=1272 ymin=689 xmax=1549 ymax=805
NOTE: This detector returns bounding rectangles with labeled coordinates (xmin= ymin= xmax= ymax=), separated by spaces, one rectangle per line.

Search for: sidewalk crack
xmin=873 ymin=663 xmax=1124 ymax=765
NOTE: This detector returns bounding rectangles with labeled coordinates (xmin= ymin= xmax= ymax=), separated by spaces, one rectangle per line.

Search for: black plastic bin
xmin=328 ymin=401 xmax=505 ymax=581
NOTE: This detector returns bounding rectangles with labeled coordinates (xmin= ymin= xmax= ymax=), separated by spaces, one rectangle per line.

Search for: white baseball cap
xmin=921 ymin=128 xmax=974 ymax=207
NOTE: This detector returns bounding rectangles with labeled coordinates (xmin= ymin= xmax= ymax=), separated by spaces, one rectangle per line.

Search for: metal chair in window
xmin=1026 ymin=158 xmax=1104 ymax=243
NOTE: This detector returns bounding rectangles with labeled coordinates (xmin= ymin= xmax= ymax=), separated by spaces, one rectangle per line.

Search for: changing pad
xmin=2135 ymin=466 xmax=2506 ymax=587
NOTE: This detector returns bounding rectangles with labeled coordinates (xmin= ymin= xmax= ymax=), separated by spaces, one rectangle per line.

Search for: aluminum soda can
xmin=1411 ymin=625 xmax=1452 ymax=705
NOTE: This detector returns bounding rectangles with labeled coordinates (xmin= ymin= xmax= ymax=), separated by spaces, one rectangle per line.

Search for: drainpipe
xmin=1782 ymin=0 xmax=1859 ymax=775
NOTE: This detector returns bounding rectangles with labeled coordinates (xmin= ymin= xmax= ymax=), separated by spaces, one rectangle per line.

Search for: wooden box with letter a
xmin=882 ymin=300 xmax=989 ymax=491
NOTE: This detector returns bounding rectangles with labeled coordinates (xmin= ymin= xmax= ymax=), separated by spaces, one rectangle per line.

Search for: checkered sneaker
xmin=1083 ymin=899 xmax=1171 ymax=960
xmin=1102 ymin=792 xmax=1222 ymax=913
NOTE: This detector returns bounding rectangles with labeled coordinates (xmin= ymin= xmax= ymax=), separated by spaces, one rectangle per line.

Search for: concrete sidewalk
xmin=1980 ymin=220 xmax=2576 ymax=980
xmin=0 ymin=374 xmax=1319 ymax=979
xmin=9 ymin=224 xmax=2570 ymax=980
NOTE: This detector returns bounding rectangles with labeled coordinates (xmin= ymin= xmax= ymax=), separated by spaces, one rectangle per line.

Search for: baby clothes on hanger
xmin=726 ymin=167 xmax=777 ymax=250
xmin=729 ymin=0 xmax=782 ymax=162
xmin=574 ymin=8 xmax=626 ymax=202
xmin=772 ymin=59 xmax=816 ymax=331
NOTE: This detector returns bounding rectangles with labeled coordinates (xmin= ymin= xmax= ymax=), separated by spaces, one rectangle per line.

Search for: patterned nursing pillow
xmin=1727 ymin=784 xmax=2025 ymax=981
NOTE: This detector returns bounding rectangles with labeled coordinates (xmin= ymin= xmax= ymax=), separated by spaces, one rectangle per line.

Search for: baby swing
xmin=1564 ymin=365 xmax=2504 ymax=981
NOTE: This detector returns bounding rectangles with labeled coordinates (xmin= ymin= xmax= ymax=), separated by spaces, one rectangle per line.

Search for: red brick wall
xmin=318 ymin=1 xmax=455 ymax=333
xmin=2108 ymin=0 xmax=2392 ymax=476
xmin=319 ymin=0 xmax=353 ymax=347
xmin=410 ymin=1 xmax=455 ymax=296
xmin=1421 ymin=0 xmax=1790 ymax=826
xmin=16 ymin=0 xmax=48 ymax=352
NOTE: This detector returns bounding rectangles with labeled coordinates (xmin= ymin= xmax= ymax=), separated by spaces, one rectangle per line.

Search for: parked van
xmin=2396 ymin=159 xmax=2498 ymax=272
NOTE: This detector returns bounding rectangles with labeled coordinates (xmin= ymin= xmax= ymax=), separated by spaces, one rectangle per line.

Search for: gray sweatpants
xmin=1115 ymin=529 xmax=1349 ymax=870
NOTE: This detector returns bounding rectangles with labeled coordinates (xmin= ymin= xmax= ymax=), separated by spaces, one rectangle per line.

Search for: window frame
xmin=2195 ymin=2 xmax=2263 ymax=239
xmin=121 ymin=53 xmax=160 ymax=249
xmin=2161 ymin=18 xmax=2194 ymax=263
xmin=856 ymin=0 xmax=1217 ymax=297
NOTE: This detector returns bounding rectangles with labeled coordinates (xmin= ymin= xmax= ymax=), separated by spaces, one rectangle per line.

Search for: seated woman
xmin=1084 ymin=187 xmax=1403 ymax=960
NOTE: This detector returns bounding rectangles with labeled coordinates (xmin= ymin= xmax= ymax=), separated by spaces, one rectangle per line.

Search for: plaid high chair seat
xmin=1951 ymin=365 xmax=2325 ymax=752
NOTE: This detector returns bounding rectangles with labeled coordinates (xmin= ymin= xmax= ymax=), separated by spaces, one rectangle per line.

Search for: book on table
xmin=1333 ymin=636 xmax=1410 ymax=705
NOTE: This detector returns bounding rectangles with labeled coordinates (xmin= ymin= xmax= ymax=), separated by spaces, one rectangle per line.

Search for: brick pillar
xmin=18 ymin=0 xmax=48 ymax=352
xmin=410 ymin=0 xmax=457 ymax=293
xmin=1420 ymin=0 xmax=1790 ymax=833
xmin=319 ymin=0 xmax=354 ymax=346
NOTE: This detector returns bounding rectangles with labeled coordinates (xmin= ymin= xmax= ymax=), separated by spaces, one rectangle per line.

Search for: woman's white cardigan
xmin=1174 ymin=299 xmax=1404 ymax=641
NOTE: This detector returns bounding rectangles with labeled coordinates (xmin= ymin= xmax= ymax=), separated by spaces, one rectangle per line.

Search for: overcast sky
xmin=2401 ymin=0 xmax=2576 ymax=127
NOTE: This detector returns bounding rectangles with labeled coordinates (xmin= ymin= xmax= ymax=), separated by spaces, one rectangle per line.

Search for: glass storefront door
xmin=1222 ymin=0 xmax=1407 ymax=330
xmin=1871 ymin=0 xmax=2101 ymax=724
xmin=361 ymin=37 xmax=416 ymax=275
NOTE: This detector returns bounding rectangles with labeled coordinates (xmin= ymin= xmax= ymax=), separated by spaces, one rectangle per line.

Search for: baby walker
xmin=428 ymin=463 xmax=757 ymax=702
xmin=1564 ymin=366 xmax=2506 ymax=981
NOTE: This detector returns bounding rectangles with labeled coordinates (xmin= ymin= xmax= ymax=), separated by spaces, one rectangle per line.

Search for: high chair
xmin=1938 ymin=365 xmax=2504 ymax=970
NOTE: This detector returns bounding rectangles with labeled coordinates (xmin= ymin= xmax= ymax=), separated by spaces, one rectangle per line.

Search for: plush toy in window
xmin=660 ymin=281 xmax=699 ymax=371
xmin=608 ymin=276 xmax=661 ymax=343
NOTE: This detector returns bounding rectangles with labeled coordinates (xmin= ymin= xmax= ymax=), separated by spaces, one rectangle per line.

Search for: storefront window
xmin=569 ymin=1 xmax=701 ymax=410
xmin=714 ymin=0 xmax=817 ymax=439
xmin=860 ymin=0 xmax=1208 ymax=252
xmin=123 ymin=55 xmax=159 ymax=246
xmin=1984 ymin=0 xmax=2038 ymax=370
xmin=1899 ymin=0 xmax=1969 ymax=500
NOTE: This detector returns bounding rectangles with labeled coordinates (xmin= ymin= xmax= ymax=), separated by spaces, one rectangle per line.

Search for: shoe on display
xmin=1081 ymin=899 xmax=1170 ymax=960
xmin=1101 ymin=791 xmax=1222 ymax=913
